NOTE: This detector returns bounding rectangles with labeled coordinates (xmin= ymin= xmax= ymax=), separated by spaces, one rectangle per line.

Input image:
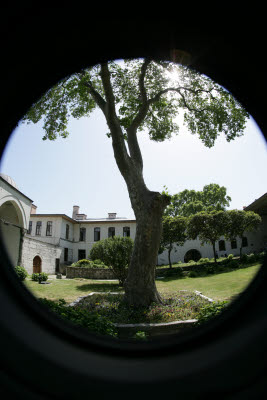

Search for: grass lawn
xmin=23 ymin=263 xmax=262 ymax=304
xmin=156 ymin=263 xmax=262 ymax=301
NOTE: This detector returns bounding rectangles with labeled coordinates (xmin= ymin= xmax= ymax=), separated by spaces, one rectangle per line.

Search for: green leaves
xmin=165 ymin=184 xmax=232 ymax=217
xmin=225 ymin=209 xmax=261 ymax=241
xmin=187 ymin=210 xmax=230 ymax=245
xmin=23 ymin=58 xmax=248 ymax=150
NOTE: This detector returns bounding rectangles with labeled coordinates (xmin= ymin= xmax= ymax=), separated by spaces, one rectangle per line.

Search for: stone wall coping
xmin=114 ymin=319 xmax=198 ymax=328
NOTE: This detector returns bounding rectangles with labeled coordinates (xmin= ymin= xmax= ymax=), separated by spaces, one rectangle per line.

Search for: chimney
xmin=72 ymin=205 xmax=80 ymax=219
xmin=108 ymin=213 xmax=117 ymax=219
xmin=31 ymin=204 xmax=37 ymax=214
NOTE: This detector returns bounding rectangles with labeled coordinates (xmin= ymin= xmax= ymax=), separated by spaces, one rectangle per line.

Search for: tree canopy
xmin=164 ymin=183 xmax=232 ymax=217
xmin=225 ymin=209 xmax=261 ymax=255
xmin=187 ymin=210 xmax=230 ymax=262
xmin=23 ymin=59 xmax=249 ymax=149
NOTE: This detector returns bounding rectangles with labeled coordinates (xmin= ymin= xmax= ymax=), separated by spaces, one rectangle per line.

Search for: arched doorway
xmin=33 ymin=256 xmax=42 ymax=273
xmin=184 ymin=249 xmax=201 ymax=263
xmin=0 ymin=200 xmax=24 ymax=266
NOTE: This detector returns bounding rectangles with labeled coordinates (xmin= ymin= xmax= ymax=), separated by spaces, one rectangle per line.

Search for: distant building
xmin=0 ymin=173 xmax=266 ymax=275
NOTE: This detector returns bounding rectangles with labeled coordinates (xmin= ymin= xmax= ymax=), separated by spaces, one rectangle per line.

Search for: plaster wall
xmin=21 ymin=236 xmax=62 ymax=275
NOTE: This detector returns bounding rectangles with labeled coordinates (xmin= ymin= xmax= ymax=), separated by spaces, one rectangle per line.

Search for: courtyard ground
xmin=24 ymin=262 xmax=262 ymax=304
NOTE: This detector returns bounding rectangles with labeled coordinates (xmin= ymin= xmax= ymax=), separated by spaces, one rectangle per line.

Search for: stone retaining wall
xmin=66 ymin=260 xmax=237 ymax=280
xmin=115 ymin=319 xmax=197 ymax=338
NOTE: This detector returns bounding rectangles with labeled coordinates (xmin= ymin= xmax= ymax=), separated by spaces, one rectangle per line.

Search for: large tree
xmin=23 ymin=59 xmax=248 ymax=306
xmin=225 ymin=209 xmax=261 ymax=256
xmin=164 ymin=183 xmax=232 ymax=217
xmin=160 ymin=215 xmax=188 ymax=268
xmin=187 ymin=211 xmax=230 ymax=263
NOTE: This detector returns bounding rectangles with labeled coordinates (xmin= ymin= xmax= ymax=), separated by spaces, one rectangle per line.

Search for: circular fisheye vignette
xmin=0 ymin=55 xmax=266 ymax=362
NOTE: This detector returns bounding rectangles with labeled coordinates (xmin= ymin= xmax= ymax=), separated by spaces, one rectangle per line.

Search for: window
xmin=66 ymin=224 xmax=69 ymax=240
xmin=94 ymin=227 xmax=100 ymax=241
xmin=36 ymin=221 xmax=42 ymax=236
xmin=80 ymin=227 xmax=86 ymax=241
xmin=27 ymin=221 xmax=32 ymax=234
xmin=123 ymin=226 xmax=130 ymax=237
xmin=231 ymin=239 xmax=237 ymax=249
xmin=46 ymin=221 xmax=52 ymax=236
xmin=108 ymin=227 xmax=115 ymax=238
xmin=78 ymin=249 xmax=86 ymax=260
xmin=218 ymin=240 xmax=226 ymax=251
xmin=64 ymin=248 xmax=68 ymax=262
xmin=242 ymin=236 xmax=248 ymax=247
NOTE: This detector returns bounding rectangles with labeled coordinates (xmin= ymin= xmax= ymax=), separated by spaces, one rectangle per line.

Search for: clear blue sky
xmin=1 ymin=95 xmax=266 ymax=220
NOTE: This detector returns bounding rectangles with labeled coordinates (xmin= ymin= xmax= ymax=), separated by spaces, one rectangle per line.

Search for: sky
xmin=1 ymin=84 xmax=267 ymax=220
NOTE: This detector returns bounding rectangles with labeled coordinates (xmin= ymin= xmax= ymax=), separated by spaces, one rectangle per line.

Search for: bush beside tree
xmin=90 ymin=236 xmax=134 ymax=286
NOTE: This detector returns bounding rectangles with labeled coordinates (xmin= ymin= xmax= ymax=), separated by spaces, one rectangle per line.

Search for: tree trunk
xmin=124 ymin=188 xmax=170 ymax=307
xmin=168 ymin=245 xmax=172 ymax=269
xmin=212 ymin=241 xmax=217 ymax=264
xmin=240 ymin=243 xmax=243 ymax=257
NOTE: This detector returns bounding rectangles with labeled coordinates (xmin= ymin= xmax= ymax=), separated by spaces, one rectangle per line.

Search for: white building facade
xmin=0 ymin=174 xmax=266 ymax=275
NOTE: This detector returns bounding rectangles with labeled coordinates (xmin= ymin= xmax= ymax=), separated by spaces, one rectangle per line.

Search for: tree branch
xmin=126 ymin=59 xmax=152 ymax=171
xmin=79 ymin=71 xmax=107 ymax=113
xmin=148 ymin=86 xmax=215 ymax=113
xmin=99 ymin=63 xmax=133 ymax=180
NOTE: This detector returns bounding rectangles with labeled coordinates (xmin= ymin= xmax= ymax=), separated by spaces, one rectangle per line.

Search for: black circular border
xmin=1 ymin=10 xmax=266 ymax=399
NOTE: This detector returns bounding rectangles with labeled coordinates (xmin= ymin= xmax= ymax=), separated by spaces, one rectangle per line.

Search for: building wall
xmin=158 ymin=231 xmax=263 ymax=266
xmin=72 ymin=221 xmax=136 ymax=262
xmin=27 ymin=213 xmax=265 ymax=269
xmin=21 ymin=236 xmax=62 ymax=275
xmin=0 ymin=178 xmax=32 ymax=266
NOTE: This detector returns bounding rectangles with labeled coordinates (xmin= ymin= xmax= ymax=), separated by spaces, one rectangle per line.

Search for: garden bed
xmin=69 ymin=290 xmax=213 ymax=338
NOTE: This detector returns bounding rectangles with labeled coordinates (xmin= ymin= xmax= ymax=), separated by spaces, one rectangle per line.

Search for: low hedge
xmin=71 ymin=259 xmax=109 ymax=269
xmin=39 ymin=298 xmax=117 ymax=338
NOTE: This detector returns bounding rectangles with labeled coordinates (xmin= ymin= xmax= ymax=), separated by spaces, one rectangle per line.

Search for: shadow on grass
xmin=76 ymin=282 xmax=124 ymax=292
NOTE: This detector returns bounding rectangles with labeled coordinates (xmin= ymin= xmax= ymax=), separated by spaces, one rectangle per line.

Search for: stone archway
xmin=0 ymin=200 xmax=24 ymax=266
xmin=184 ymin=249 xmax=202 ymax=263
xmin=33 ymin=256 xmax=42 ymax=273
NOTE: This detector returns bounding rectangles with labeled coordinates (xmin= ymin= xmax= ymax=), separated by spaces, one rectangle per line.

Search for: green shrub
xmin=71 ymin=259 xmax=108 ymax=268
xmin=92 ymin=259 xmax=103 ymax=265
xmin=90 ymin=236 xmax=134 ymax=286
xmin=196 ymin=301 xmax=229 ymax=325
xmin=227 ymin=260 xmax=239 ymax=269
xmin=187 ymin=260 xmax=196 ymax=265
xmin=246 ymin=253 xmax=256 ymax=264
xmin=31 ymin=272 xmax=48 ymax=282
xmin=227 ymin=254 xmax=234 ymax=260
xmin=240 ymin=254 xmax=248 ymax=263
xmin=71 ymin=259 xmax=93 ymax=268
xmin=38 ymin=298 xmax=117 ymax=338
xmin=205 ymin=265 xmax=215 ymax=274
xmin=188 ymin=270 xmax=198 ymax=278
xmin=198 ymin=258 xmax=210 ymax=264
xmin=164 ymin=267 xmax=184 ymax=278
xmin=133 ymin=331 xmax=148 ymax=340
xmin=15 ymin=266 xmax=28 ymax=281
